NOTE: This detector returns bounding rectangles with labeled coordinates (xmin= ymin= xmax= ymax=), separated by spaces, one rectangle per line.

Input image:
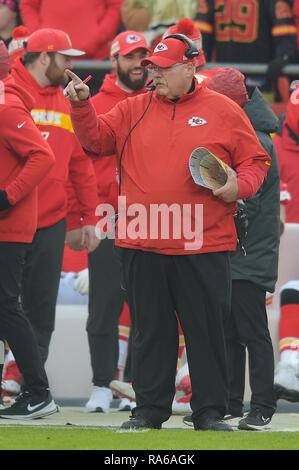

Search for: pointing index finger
xmin=65 ymin=69 xmax=82 ymax=83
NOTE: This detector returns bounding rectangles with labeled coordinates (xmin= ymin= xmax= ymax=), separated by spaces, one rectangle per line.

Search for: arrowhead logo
xmin=126 ymin=34 xmax=141 ymax=44
xmin=188 ymin=116 xmax=207 ymax=127
xmin=154 ymin=42 xmax=168 ymax=53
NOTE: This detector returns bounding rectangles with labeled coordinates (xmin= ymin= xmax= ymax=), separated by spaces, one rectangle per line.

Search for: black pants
xmin=21 ymin=218 xmax=66 ymax=364
xmin=0 ymin=242 xmax=49 ymax=399
xmin=87 ymin=238 xmax=126 ymax=387
xmin=120 ymin=248 xmax=231 ymax=427
xmin=226 ymin=280 xmax=276 ymax=418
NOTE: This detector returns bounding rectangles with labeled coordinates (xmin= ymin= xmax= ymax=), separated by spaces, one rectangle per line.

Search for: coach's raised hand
xmin=63 ymin=69 xmax=90 ymax=101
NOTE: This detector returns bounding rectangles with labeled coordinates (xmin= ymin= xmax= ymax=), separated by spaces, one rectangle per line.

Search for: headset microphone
xmin=146 ymin=79 xmax=156 ymax=91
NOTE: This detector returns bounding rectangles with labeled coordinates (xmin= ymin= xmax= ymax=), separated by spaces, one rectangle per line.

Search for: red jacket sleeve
xmin=67 ymin=138 xmax=99 ymax=230
xmin=228 ymin=110 xmax=271 ymax=200
xmin=3 ymin=105 xmax=55 ymax=205
xmin=70 ymin=98 xmax=117 ymax=157
xmin=237 ymin=160 xmax=271 ymax=200
xmin=19 ymin=0 xmax=42 ymax=32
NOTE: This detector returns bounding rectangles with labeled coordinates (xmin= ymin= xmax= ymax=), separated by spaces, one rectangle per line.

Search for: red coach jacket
xmin=67 ymin=72 xmax=148 ymax=228
xmin=10 ymin=58 xmax=98 ymax=230
xmin=92 ymin=73 xmax=148 ymax=210
xmin=70 ymin=73 xmax=147 ymax=212
xmin=19 ymin=0 xmax=122 ymax=60
xmin=0 ymin=77 xmax=55 ymax=242
xmin=70 ymin=80 xmax=271 ymax=255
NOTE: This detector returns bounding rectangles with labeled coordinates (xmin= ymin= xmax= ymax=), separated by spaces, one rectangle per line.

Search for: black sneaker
xmin=194 ymin=417 xmax=233 ymax=432
xmin=183 ymin=415 xmax=193 ymax=427
xmin=274 ymin=383 xmax=299 ymax=402
xmin=238 ymin=409 xmax=271 ymax=431
xmin=0 ymin=391 xmax=59 ymax=420
xmin=121 ymin=415 xmax=161 ymax=430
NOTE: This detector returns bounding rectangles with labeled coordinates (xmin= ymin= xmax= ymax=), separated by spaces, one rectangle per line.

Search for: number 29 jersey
xmin=194 ymin=0 xmax=297 ymax=63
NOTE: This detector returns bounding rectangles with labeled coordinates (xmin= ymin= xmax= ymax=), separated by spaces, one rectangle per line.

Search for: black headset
xmin=164 ymin=33 xmax=199 ymax=59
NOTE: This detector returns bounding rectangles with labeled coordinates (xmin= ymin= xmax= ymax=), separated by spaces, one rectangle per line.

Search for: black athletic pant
xmin=120 ymin=248 xmax=231 ymax=427
xmin=0 ymin=242 xmax=49 ymax=399
xmin=87 ymin=238 xmax=126 ymax=387
xmin=21 ymin=218 xmax=66 ymax=364
xmin=226 ymin=280 xmax=276 ymax=418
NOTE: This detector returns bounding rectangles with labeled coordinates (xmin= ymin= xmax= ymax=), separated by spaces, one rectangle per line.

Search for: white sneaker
xmin=85 ymin=386 xmax=112 ymax=413
xmin=274 ymin=363 xmax=299 ymax=402
xmin=109 ymin=380 xmax=136 ymax=401
xmin=118 ymin=397 xmax=136 ymax=411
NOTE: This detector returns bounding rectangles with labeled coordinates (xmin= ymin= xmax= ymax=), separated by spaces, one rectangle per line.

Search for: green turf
xmin=0 ymin=426 xmax=298 ymax=450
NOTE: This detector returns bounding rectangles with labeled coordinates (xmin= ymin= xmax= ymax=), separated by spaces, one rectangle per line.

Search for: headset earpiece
xmin=164 ymin=33 xmax=199 ymax=59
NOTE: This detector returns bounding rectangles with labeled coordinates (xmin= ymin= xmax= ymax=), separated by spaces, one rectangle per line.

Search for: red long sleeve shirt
xmin=70 ymin=81 xmax=271 ymax=254
xmin=0 ymin=77 xmax=55 ymax=242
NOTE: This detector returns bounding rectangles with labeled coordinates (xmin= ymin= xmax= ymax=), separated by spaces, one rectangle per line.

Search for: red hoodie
xmin=70 ymin=81 xmax=271 ymax=254
xmin=19 ymin=0 xmax=122 ymax=60
xmin=0 ymin=76 xmax=55 ymax=242
xmin=10 ymin=58 xmax=98 ymax=230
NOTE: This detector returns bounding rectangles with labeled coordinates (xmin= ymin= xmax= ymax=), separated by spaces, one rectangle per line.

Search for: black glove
xmin=267 ymin=56 xmax=289 ymax=80
xmin=234 ymin=201 xmax=248 ymax=257
xmin=0 ymin=190 xmax=13 ymax=211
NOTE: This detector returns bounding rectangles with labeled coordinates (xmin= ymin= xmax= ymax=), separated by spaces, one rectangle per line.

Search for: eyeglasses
xmin=148 ymin=63 xmax=185 ymax=74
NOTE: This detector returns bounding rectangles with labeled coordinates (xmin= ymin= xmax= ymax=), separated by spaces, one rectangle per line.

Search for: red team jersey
xmin=10 ymin=58 xmax=98 ymax=231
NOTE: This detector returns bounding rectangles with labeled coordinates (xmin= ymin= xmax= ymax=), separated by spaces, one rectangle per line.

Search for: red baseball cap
xmin=141 ymin=37 xmax=196 ymax=68
xmin=25 ymin=28 xmax=85 ymax=56
xmin=111 ymin=30 xmax=150 ymax=57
